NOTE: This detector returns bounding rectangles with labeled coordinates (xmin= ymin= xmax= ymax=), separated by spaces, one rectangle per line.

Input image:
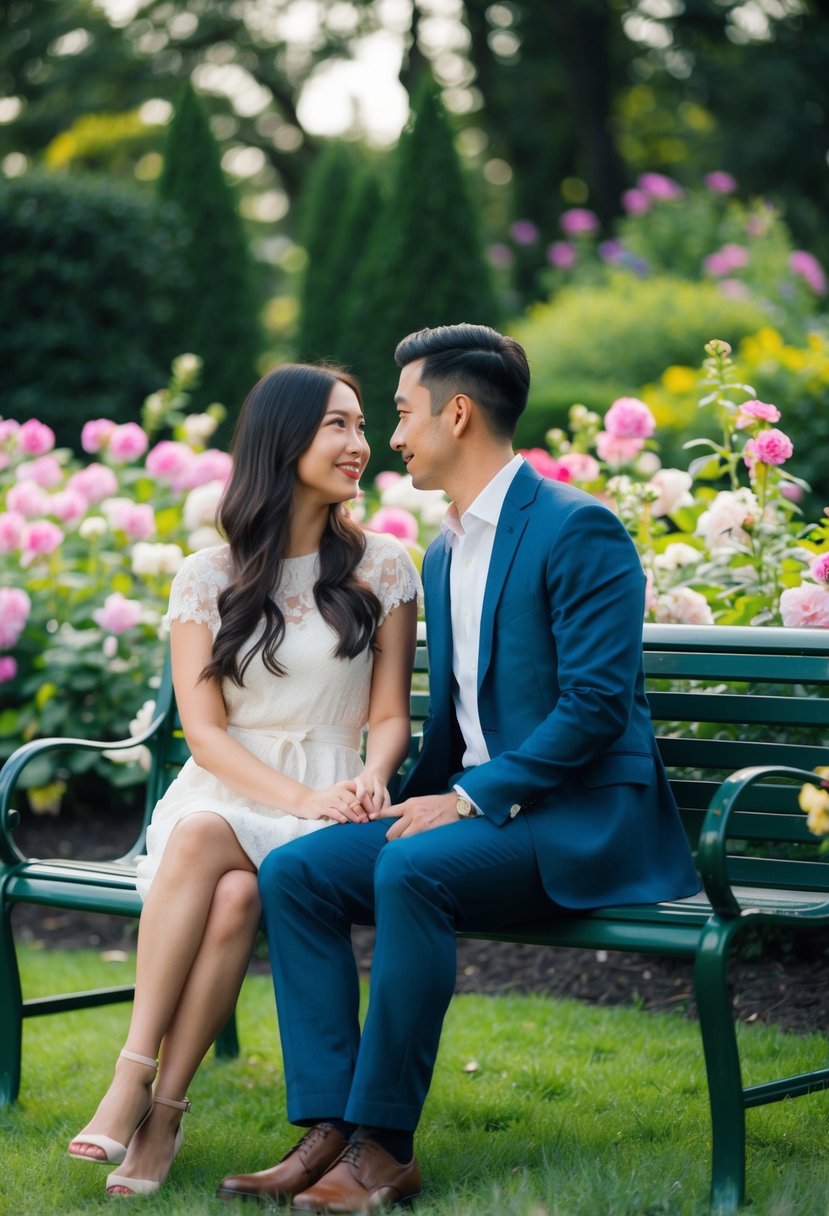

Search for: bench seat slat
xmin=649 ymin=691 xmax=829 ymax=727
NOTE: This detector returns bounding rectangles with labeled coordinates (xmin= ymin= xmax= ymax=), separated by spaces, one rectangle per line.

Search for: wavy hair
xmin=201 ymin=364 xmax=381 ymax=687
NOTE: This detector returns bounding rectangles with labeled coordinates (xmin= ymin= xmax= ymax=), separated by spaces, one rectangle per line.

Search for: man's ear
xmin=450 ymin=394 xmax=473 ymax=437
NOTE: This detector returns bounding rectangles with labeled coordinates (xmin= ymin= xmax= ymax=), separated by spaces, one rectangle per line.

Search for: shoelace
xmin=281 ymin=1123 xmax=335 ymax=1163
xmin=338 ymin=1138 xmax=370 ymax=1168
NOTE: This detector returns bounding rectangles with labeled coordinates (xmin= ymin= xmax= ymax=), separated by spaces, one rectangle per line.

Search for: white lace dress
xmin=135 ymin=531 xmax=421 ymax=899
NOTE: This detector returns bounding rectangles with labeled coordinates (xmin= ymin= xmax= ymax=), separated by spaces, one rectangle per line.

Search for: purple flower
xmin=547 ymin=241 xmax=576 ymax=269
xmin=598 ymin=239 xmax=625 ymax=264
xmin=790 ymin=250 xmax=827 ymax=296
xmin=704 ymin=171 xmax=737 ymax=195
xmin=0 ymin=656 xmax=18 ymax=684
xmin=509 ymin=219 xmax=540 ymax=246
xmin=560 ymin=207 xmax=599 ymax=236
xmin=703 ymin=244 xmax=749 ymax=277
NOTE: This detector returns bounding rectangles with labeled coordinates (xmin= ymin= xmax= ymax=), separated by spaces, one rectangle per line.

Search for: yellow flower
xmin=662 ymin=365 xmax=697 ymax=394
xmin=798 ymin=771 xmax=829 ymax=837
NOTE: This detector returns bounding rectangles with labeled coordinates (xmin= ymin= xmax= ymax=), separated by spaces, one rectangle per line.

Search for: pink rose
xmin=789 ymin=250 xmax=827 ymax=296
xmin=17 ymin=418 xmax=55 ymax=455
xmin=81 ymin=419 xmax=117 ymax=453
xmin=6 ymin=480 xmax=50 ymax=517
xmin=146 ymin=440 xmax=195 ymax=490
xmin=103 ymin=497 xmax=156 ymax=540
xmin=636 ymin=172 xmax=683 ymax=200
xmin=520 ymin=448 xmax=572 ymax=483
xmin=810 ymin=554 xmax=829 ymax=585
xmin=780 ymin=584 xmax=829 ymax=629
xmin=595 ymin=432 xmax=645 ymax=466
xmin=655 ymin=587 xmax=714 ymax=626
xmin=16 ymin=454 xmax=63 ymax=488
xmin=744 ymin=428 xmax=793 ymax=468
xmin=603 ymin=397 xmax=656 ymax=440
xmin=67 ymin=463 xmax=119 ymax=503
xmin=48 ymin=488 xmax=88 ymax=524
xmin=93 ymin=592 xmax=143 ymax=634
xmin=183 ymin=449 xmax=233 ymax=489
xmin=735 ymin=399 xmax=781 ymax=430
xmin=0 ymin=587 xmax=32 ymax=646
xmin=556 ymin=452 xmax=600 ymax=483
xmin=0 ymin=656 xmax=18 ymax=683
xmin=703 ymin=244 xmax=749 ymax=277
xmin=0 ymin=419 xmax=20 ymax=447
xmin=560 ymin=208 xmax=599 ymax=236
xmin=21 ymin=519 xmax=64 ymax=563
xmin=0 ymin=510 xmax=25 ymax=551
xmin=704 ymin=171 xmax=737 ymax=195
xmin=365 ymin=507 xmax=419 ymax=543
xmin=547 ymin=241 xmax=576 ymax=269
xmin=621 ymin=188 xmax=650 ymax=215
xmin=779 ymin=482 xmax=804 ymax=504
xmin=108 ymin=422 xmax=149 ymax=463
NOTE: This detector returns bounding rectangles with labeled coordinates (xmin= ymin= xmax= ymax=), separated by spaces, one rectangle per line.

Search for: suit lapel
xmin=424 ymin=538 xmax=453 ymax=711
xmin=477 ymin=463 xmax=540 ymax=692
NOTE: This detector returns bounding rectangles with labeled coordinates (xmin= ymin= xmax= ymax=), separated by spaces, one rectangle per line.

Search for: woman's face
xmin=295 ymin=380 xmax=369 ymax=507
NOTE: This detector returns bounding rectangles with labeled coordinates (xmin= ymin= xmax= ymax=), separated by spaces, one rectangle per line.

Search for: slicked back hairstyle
xmin=394 ymin=323 xmax=530 ymax=439
xmin=201 ymin=363 xmax=381 ymax=687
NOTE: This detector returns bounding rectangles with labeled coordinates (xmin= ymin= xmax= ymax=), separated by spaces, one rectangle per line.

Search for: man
xmin=218 ymin=323 xmax=699 ymax=1211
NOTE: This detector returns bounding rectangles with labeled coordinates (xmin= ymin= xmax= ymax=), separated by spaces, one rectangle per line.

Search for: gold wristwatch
xmin=456 ymin=794 xmax=477 ymax=818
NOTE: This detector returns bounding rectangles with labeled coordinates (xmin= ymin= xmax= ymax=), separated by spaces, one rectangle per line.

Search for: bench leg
xmin=694 ymin=918 xmax=745 ymax=1215
xmin=0 ymin=894 xmax=22 ymax=1106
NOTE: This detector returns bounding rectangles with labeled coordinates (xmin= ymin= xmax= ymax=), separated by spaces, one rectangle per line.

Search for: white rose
xmin=380 ymin=474 xmax=449 ymax=524
xmin=182 ymin=413 xmax=218 ymax=446
xmin=697 ymin=488 xmax=758 ymax=553
xmin=188 ymin=525 xmax=224 ymax=551
xmin=649 ymin=468 xmax=694 ymax=517
xmin=653 ymin=543 xmax=702 ymax=572
xmin=183 ymin=480 xmax=224 ymax=530
xmin=655 ymin=587 xmax=715 ymax=626
xmin=79 ymin=515 xmax=107 ymax=540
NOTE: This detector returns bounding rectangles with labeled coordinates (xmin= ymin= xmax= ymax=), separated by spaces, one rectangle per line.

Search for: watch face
xmin=457 ymin=796 xmax=472 ymax=818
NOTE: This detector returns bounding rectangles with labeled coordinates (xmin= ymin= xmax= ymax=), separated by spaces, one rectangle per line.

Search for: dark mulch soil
xmin=12 ymin=805 xmax=829 ymax=1036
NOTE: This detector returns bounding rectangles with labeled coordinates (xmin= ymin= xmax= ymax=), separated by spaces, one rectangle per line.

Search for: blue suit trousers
xmin=258 ymin=815 xmax=553 ymax=1131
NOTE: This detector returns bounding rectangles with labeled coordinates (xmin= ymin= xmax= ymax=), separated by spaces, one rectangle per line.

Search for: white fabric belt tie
xmin=231 ymin=723 xmax=361 ymax=785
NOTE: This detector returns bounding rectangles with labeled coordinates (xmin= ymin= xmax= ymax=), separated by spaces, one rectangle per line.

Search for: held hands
xmin=295 ymin=780 xmax=369 ymax=823
xmin=375 ymin=792 xmax=460 ymax=839
xmin=354 ymin=768 xmax=392 ymax=818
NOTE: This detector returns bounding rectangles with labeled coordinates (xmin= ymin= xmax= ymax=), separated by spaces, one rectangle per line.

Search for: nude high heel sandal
xmin=67 ymin=1050 xmax=159 ymax=1165
xmin=105 ymin=1096 xmax=191 ymax=1197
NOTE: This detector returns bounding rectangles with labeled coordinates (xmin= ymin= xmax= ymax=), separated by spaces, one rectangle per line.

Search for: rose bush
xmin=3 ymin=341 xmax=828 ymax=819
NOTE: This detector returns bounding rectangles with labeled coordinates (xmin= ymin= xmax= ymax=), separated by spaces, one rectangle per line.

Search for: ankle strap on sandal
xmin=119 ymin=1049 xmax=159 ymax=1071
xmin=154 ymin=1096 xmax=192 ymax=1113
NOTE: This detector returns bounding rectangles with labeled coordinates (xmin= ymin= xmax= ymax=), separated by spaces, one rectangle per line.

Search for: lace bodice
xmin=166 ymin=531 xmax=421 ymax=639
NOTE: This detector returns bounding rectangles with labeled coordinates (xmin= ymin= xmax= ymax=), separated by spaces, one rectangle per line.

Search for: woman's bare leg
xmin=69 ymin=813 xmax=255 ymax=1161
xmin=107 ymin=869 xmax=261 ymax=1192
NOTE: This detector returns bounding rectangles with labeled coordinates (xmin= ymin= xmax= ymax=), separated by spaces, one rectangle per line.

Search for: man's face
xmin=390 ymin=360 xmax=453 ymax=491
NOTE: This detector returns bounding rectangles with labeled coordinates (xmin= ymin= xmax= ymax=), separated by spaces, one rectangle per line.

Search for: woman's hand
xmin=294 ymin=780 xmax=368 ymax=823
xmin=355 ymin=768 xmax=391 ymax=818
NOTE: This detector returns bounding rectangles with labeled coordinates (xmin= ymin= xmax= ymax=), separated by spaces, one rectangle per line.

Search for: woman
xmin=67 ymin=364 xmax=421 ymax=1197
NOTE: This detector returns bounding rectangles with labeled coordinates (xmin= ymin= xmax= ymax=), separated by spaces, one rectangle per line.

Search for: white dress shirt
xmin=440 ymin=455 xmax=524 ymax=796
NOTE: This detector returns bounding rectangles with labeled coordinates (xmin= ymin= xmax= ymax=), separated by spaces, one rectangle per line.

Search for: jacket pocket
xmin=580 ymin=752 xmax=654 ymax=788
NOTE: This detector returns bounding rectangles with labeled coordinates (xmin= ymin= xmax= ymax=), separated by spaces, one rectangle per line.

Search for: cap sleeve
xmin=360 ymin=532 xmax=423 ymax=621
xmin=164 ymin=545 xmax=231 ymax=638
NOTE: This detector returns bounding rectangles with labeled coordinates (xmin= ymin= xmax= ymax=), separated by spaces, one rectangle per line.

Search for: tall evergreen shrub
xmin=0 ymin=171 xmax=187 ymax=438
xmin=158 ymin=81 xmax=262 ymax=416
xmin=295 ymin=141 xmax=357 ymax=363
xmin=343 ymin=78 xmax=498 ymax=462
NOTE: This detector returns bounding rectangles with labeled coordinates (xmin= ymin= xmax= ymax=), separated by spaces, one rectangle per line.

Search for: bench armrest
xmin=0 ymin=705 xmax=170 ymax=866
xmin=697 ymin=764 xmax=828 ymax=916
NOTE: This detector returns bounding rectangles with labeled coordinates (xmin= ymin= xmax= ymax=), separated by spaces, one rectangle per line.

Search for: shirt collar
xmin=440 ymin=454 xmax=523 ymax=548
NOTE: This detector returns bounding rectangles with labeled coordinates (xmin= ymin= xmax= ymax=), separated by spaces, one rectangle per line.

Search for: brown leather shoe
xmin=216 ymin=1123 xmax=347 ymax=1203
xmin=291 ymin=1135 xmax=421 ymax=1213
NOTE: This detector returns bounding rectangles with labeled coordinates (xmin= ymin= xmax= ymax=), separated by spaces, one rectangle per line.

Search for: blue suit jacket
xmin=399 ymin=461 xmax=700 ymax=909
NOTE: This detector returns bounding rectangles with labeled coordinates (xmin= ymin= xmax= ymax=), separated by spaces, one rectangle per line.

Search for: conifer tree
xmin=294 ymin=141 xmax=356 ymax=363
xmin=343 ymin=77 xmax=498 ymax=464
xmin=158 ymin=81 xmax=262 ymax=416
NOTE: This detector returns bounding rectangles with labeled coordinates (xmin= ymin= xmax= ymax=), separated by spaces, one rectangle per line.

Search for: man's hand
xmin=380 ymin=792 xmax=460 ymax=839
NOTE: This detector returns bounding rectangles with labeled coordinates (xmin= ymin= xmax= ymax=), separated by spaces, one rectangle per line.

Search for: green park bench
xmin=1 ymin=622 xmax=828 ymax=1214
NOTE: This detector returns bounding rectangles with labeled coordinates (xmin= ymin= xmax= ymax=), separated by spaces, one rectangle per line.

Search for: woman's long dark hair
xmin=201 ymin=363 xmax=382 ymax=687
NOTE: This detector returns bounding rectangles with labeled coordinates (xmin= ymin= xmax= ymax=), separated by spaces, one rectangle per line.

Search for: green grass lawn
xmin=1 ymin=946 xmax=827 ymax=1216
